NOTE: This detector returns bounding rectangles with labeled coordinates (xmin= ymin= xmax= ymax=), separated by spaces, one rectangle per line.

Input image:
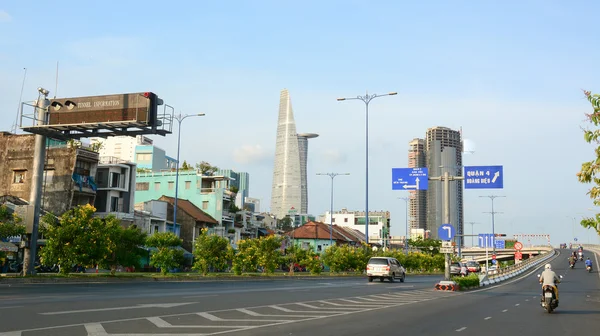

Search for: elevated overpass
xmin=460 ymin=245 xmax=554 ymax=263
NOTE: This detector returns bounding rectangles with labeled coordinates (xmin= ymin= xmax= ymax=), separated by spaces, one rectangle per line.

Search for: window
xmin=168 ymin=181 xmax=174 ymax=190
xmin=136 ymin=182 xmax=149 ymax=191
xmin=13 ymin=170 xmax=26 ymax=184
xmin=202 ymin=201 xmax=209 ymax=210
xmin=344 ymin=218 xmax=348 ymax=223
xmin=317 ymin=245 xmax=322 ymax=252
xmin=74 ymin=161 xmax=91 ymax=176
xmin=45 ymin=157 xmax=55 ymax=169
xmin=136 ymin=153 xmax=152 ymax=162
xmin=154 ymin=182 xmax=160 ymax=191
xmin=185 ymin=181 xmax=191 ymax=189
xmin=44 ymin=170 xmax=54 ymax=184
xmin=110 ymin=172 xmax=121 ymax=188
xmin=154 ymin=225 xmax=159 ymax=234
xmin=110 ymin=197 xmax=120 ymax=212
xmin=332 ymin=217 xmax=335 ymax=222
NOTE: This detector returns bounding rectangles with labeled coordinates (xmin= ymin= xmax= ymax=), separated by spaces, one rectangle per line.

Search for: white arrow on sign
xmin=40 ymin=302 xmax=197 ymax=315
xmin=402 ymin=177 xmax=420 ymax=190
xmin=492 ymin=171 xmax=500 ymax=183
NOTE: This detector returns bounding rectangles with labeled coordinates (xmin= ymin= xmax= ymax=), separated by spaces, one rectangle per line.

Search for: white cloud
xmin=320 ymin=149 xmax=347 ymax=164
xmin=0 ymin=10 xmax=11 ymax=22
xmin=232 ymin=144 xmax=271 ymax=164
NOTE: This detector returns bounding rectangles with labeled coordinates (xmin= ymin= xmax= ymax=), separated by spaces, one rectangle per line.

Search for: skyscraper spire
xmin=270 ymin=89 xmax=302 ymax=219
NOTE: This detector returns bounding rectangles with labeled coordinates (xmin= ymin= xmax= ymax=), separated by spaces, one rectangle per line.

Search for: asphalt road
xmin=0 ymin=249 xmax=597 ymax=336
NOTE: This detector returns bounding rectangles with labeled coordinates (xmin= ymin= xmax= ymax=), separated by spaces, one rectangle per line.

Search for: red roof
xmin=287 ymin=221 xmax=354 ymax=242
xmin=159 ymin=196 xmax=218 ymax=224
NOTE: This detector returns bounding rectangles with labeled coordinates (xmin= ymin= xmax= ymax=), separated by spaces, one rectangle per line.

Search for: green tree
xmin=407 ymin=237 xmax=441 ymax=255
xmin=193 ymin=228 xmax=232 ymax=275
xmin=146 ymin=232 xmax=184 ymax=275
xmin=232 ymin=238 xmax=259 ymax=275
xmin=0 ymin=205 xmax=25 ymax=241
xmin=578 ymin=90 xmax=600 ymax=236
xmin=196 ymin=161 xmax=218 ymax=176
xmin=277 ymin=216 xmax=294 ymax=232
xmin=40 ymin=204 xmax=118 ymax=274
xmin=103 ymin=226 xmax=147 ymax=275
xmin=181 ymin=160 xmax=193 ymax=170
xmin=256 ymin=235 xmax=283 ymax=274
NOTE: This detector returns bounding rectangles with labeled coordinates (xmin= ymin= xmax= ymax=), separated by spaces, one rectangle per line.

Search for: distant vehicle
xmin=450 ymin=262 xmax=468 ymax=276
xmin=366 ymin=257 xmax=406 ymax=283
xmin=466 ymin=261 xmax=481 ymax=273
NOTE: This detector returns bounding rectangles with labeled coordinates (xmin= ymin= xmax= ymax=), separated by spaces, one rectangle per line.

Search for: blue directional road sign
xmin=438 ymin=224 xmax=456 ymax=241
xmin=478 ymin=233 xmax=495 ymax=248
xmin=392 ymin=168 xmax=428 ymax=191
xmin=464 ymin=165 xmax=503 ymax=189
xmin=495 ymin=239 xmax=505 ymax=249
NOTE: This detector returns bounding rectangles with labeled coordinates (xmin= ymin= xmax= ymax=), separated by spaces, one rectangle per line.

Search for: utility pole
xmin=480 ymin=195 xmax=506 ymax=254
xmin=465 ymin=222 xmax=479 ymax=247
xmin=316 ymin=172 xmax=350 ymax=247
xmin=430 ymin=171 xmax=464 ymax=281
xmin=23 ymin=88 xmax=50 ymax=275
xmin=398 ymin=197 xmax=409 ymax=254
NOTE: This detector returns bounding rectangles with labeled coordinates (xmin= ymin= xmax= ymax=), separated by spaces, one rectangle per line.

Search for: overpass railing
xmin=480 ymin=249 xmax=557 ymax=286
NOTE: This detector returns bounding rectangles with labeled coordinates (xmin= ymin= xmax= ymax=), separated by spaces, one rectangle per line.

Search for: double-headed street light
xmin=337 ymin=91 xmax=397 ymax=243
xmin=173 ymin=113 xmax=205 ymax=231
xmin=317 ymin=172 xmax=350 ymax=247
xmin=479 ymin=195 xmax=506 ymax=254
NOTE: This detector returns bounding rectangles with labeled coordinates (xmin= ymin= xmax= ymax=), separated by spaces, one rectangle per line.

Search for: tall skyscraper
xmin=271 ymin=89 xmax=302 ymax=219
xmin=425 ymin=126 xmax=463 ymax=241
xmin=408 ymin=138 xmax=427 ymax=232
xmin=298 ymin=133 xmax=319 ymax=214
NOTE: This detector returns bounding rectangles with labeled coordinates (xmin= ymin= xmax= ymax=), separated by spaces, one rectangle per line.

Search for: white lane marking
xmin=502 ymin=309 xmax=508 ymax=312
xmin=594 ymin=248 xmax=600 ymax=282
xmin=268 ymin=305 xmax=342 ymax=314
xmin=84 ymin=323 xmax=108 ymax=336
xmin=40 ymin=302 xmax=197 ymax=315
xmin=515 ymin=303 xmax=520 ymax=306
xmin=294 ymin=302 xmax=364 ymax=310
xmin=197 ymin=312 xmax=290 ymax=323
xmin=485 ymin=316 xmax=492 ymax=320
xmin=147 ymin=316 xmax=252 ymax=329
xmin=525 ymin=299 xmax=529 ymax=302
xmin=6 ymin=288 xmax=457 ymax=335
xmin=456 ymin=327 xmax=467 ymax=332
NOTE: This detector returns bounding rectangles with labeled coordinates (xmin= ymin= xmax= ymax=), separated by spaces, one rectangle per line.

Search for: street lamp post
xmin=480 ymin=195 xmax=506 ymax=254
xmin=337 ymin=91 xmax=397 ymax=243
xmin=173 ymin=113 xmax=205 ymax=233
xmin=465 ymin=222 xmax=479 ymax=247
xmin=398 ymin=197 xmax=409 ymax=253
xmin=317 ymin=172 xmax=350 ymax=247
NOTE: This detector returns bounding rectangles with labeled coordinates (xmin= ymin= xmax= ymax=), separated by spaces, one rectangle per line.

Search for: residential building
xmin=134 ymin=170 xmax=237 ymax=231
xmin=94 ymin=156 xmax=137 ymax=223
xmin=321 ymin=208 xmax=391 ymax=246
xmin=297 ymin=133 xmax=319 ymax=214
xmin=408 ymin=138 xmax=427 ymax=231
xmin=90 ymin=135 xmax=152 ymax=162
xmin=0 ymin=132 xmax=99 ymax=215
xmin=90 ymin=135 xmax=177 ymax=172
xmin=425 ymin=126 xmax=463 ymax=241
xmin=217 ymin=169 xmax=250 ymax=210
xmin=245 ymin=197 xmax=260 ymax=213
xmin=286 ymin=221 xmax=365 ymax=254
xmin=158 ymin=196 xmax=218 ymax=252
xmin=133 ymin=200 xmax=169 ymax=235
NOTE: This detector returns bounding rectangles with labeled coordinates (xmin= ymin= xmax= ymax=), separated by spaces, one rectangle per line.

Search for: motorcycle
xmin=538 ymin=274 xmax=563 ymax=313
xmin=587 ymin=265 xmax=593 ymax=273
xmin=569 ymin=262 xmax=575 ymax=269
xmin=579 ymin=252 xmax=584 ymax=261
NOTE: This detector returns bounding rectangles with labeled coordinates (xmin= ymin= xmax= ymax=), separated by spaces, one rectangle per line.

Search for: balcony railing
xmin=100 ymin=156 xmax=129 ymax=164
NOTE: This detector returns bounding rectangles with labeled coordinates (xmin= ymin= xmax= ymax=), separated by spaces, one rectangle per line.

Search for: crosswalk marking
xmin=0 ymin=287 xmax=462 ymax=336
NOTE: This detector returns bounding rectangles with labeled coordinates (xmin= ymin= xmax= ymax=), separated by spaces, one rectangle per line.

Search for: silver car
xmin=366 ymin=257 xmax=406 ymax=282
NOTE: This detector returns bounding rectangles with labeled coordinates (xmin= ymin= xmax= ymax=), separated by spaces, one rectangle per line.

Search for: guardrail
xmin=480 ymin=249 xmax=557 ymax=286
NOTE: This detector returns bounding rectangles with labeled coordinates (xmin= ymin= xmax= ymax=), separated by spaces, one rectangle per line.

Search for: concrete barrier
xmin=479 ymin=249 xmax=557 ymax=287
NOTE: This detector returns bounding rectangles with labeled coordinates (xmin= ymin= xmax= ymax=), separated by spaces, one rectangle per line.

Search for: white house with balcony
xmin=94 ymin=156 xmax=136 ymax=223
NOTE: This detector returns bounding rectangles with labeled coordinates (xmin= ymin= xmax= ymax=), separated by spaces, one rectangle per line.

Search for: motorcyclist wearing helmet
xmin=585 ymin=257 xmax=593 ymax=268
xmin=539 ymin=263 xmax=560 ymax=303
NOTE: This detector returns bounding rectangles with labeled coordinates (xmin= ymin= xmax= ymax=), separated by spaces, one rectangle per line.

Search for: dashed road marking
xmin=515 ymin=303 xmax=520 ymax=306
xmin=456 ymin=327 xmax=467 ymax=332
xmin=485 ymin=316 xmax=492 ymax=320
xmin=502 ymin=309 xmax=508 ymax=312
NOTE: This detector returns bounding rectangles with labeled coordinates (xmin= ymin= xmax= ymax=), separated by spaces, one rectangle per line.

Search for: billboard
xmin=47 ymin=92 xmax=161 ymax=127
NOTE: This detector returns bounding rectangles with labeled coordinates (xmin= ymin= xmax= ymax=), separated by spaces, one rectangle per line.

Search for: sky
xmin=1 ymin=0 xmax=600 ymax=245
